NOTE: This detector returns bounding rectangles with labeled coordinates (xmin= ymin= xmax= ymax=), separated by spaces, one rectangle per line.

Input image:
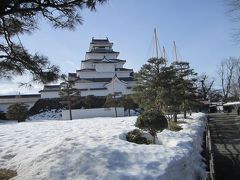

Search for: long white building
xmin=40 ymin=38 xmax=135 ymax=98
xmin=0 ymin=94 xmax=40 ymax=113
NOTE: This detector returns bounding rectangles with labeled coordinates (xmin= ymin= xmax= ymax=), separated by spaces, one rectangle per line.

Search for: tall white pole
xmin=173 ymin=40 xmax=178 ymax=62
xmin=154 ymin=28 xmax=159 ymax=58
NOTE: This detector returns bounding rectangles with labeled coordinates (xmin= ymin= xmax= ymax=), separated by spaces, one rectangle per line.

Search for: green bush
xmin=135 ymin=110 xmax=168 ymax=135
xmin=135 ymin=109 xmax=168 ymax=143
xmin=6 ymin=103 xmax=28 ymax=122
xmin=126 ymin=129 xmax=152 ymax=145
xmin=0 ymin=111 xmax=7 ymax=120
xmin=169 ymin=121 xmax=183 ymax=131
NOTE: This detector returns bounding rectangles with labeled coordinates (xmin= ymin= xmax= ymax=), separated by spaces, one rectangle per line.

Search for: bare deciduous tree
xmin=197 ymin=74 xmax=214 ymax=100
xmin=217 ymin=57 xmax=240 ymax=101
xmin=226 ymin=0 xmax=240 ymax=40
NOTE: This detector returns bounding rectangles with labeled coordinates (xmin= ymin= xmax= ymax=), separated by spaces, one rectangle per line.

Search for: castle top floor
xmin=86 ymin=38 xmax=119 ymax=60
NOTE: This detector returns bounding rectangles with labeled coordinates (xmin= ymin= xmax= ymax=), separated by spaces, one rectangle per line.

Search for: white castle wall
xmin=95 ymin=63 xmax=115 ymax=72
xmin=0 ymin=97 xmax=40 ymax=113
xmin=77 ymin=72 xmax=131 ymax=79
xmin=40 ymin=91 xmax=60 ymax=99
xmin=62 ymin=107 xmax=124 ymax=120
xmin=85 ymin=53 xmax=118 ymax=60
xmin=74 ymin=82 xmax=105 ymax=89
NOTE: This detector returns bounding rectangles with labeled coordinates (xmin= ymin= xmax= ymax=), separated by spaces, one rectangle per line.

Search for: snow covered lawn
xmin=0 ymin=113 xmax=206 ymax=180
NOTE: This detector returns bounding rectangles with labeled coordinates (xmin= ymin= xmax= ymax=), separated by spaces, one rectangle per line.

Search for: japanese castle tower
xmin=40 ymin=38 xmax=135 ymax=98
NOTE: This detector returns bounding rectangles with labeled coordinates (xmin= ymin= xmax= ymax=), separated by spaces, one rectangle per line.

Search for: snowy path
xmin=0 ymin=114 xmax=206 ymax=180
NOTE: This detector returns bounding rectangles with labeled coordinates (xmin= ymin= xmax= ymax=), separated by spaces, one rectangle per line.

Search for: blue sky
xmin=0 ymin=0 xmax=240 ymax=94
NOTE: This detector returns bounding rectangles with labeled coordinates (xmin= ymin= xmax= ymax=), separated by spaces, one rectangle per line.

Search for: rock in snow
xmin=0 ymin=113 xmax=206 ymax=180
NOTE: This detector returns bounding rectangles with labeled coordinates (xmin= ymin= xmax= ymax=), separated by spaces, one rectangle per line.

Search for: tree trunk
xmin=174 ymin=113 xmax=177 ymax=122
xmin=184 ymin=110 xmax=187 ymax=119
xmin=128 ymin=108 xmax=130 ymax=116
xmin=114 ymin=94 xmax=117 ymax=117
xmin=68 ymin=101 xmax=72 ymax=120
xmin=114 ymin=106 xmax=117 ymax=117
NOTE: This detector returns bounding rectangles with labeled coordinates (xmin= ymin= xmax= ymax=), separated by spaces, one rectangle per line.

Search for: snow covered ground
xmin=0 ymin=113 xmax=206 ymax=180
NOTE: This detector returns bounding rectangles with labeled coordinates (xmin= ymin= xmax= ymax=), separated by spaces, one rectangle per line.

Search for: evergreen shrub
xmin=126 ymin=129 xmax=152 ymax=145
xmin=135 ymin=109 xmax=168 ymax=143
xmin=0 ymin=111 xmax=7 ymax=120
xmin=6 ymin=103 xmax=28 ymax=122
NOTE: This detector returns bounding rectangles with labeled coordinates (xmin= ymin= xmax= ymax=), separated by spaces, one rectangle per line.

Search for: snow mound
xmin=0 ymin=113 xmax=206 ymax=180
xmin=27 ymin=109 xmax=62 ymax=121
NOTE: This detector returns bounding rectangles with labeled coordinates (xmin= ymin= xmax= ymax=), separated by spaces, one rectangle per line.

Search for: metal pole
xmin=154 ymin=28 xmax=159 ymax=58
xmin=173 ymin=40 xmax=178 ymax=62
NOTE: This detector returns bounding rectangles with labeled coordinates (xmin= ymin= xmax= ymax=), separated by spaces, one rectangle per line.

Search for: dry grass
xmin=177 ymin=120 xmax=187 ymax=124
xmin=0 ymin=169 xmax=17 ymax=180
xmin=168 ymin=121 xmax=183 ymax=131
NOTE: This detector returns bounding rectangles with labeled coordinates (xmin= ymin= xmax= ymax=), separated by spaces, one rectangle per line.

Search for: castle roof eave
xmin=82 ymin=59 xmax=126 ymax=63
xmin=75 ymin=77 xmax=134 ymax=83
xmin=86 ymin=51 xmax=119 ymax=54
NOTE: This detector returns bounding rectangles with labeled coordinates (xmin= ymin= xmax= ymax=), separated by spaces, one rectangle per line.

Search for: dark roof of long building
xmin=0 ymin=94 xmax=41 ymax=99
xmin=44 ymin=85 xmax=60 ymax=88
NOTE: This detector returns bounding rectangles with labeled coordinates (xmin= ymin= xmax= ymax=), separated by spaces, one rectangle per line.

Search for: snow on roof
xmin=223 ymin=101 xmax=240 ymax=106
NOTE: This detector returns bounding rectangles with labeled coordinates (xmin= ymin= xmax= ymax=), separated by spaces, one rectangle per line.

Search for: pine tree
xmin=6 ymin=103 xmax=29 ymax=122
xmin=133 ymin=57 xmax=167 ymax=111
xmin=133 ymin=57 xmax=169 ymax=135
xmin=104 ymin=92 xmax=122 ymax=117
xmin=171 ymin=61 xmax=198 ymax=119
xmin=156 ymin=65 xmax=182 ymax=122
xmin=0 ymin=0 xmax=107 ymax=84
xmin=121 ymin=95 xmax=138 ymax=116
xmin=59 ymin=75 xmax=80 ymax=120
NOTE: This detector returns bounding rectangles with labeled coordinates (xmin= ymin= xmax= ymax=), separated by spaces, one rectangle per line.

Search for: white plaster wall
xmin=82 ymin=61 xmax=94 ymax=69
xmin=0 ymin=103 xmax=11 ymax=112
xmin=78 ymin=72 xmax=131 ymax=79
xmin=40 ymin=91 xmax=60 ymax=99
xmin=62 ymin=107 xmax=124 ymax=120
xmin=89 ymin=43 xmax=113 ymax=51
xmin=82 ymin=61 xmax=124 ymax=70
xmin=115 ymin=63 xmax=124 ymax=68
xmin=0 ymin=102 xmax=36 ymax=113
xmin=80 ymin=89 xmax=109 ymax=97
xmin=95 ymin=64 xmax=115 ymax=72
xmin=74 ymin=82 xmax=105 ymax=89
xmin=106 ymin=81 xmax=127 ymax=95
xmin=126 ymin=81 xmax=135 ymax=87
xmin=0 ymin=97 xmax=39 ymax=103
xmin=86 ymin=53 xmax=118 ymax=60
